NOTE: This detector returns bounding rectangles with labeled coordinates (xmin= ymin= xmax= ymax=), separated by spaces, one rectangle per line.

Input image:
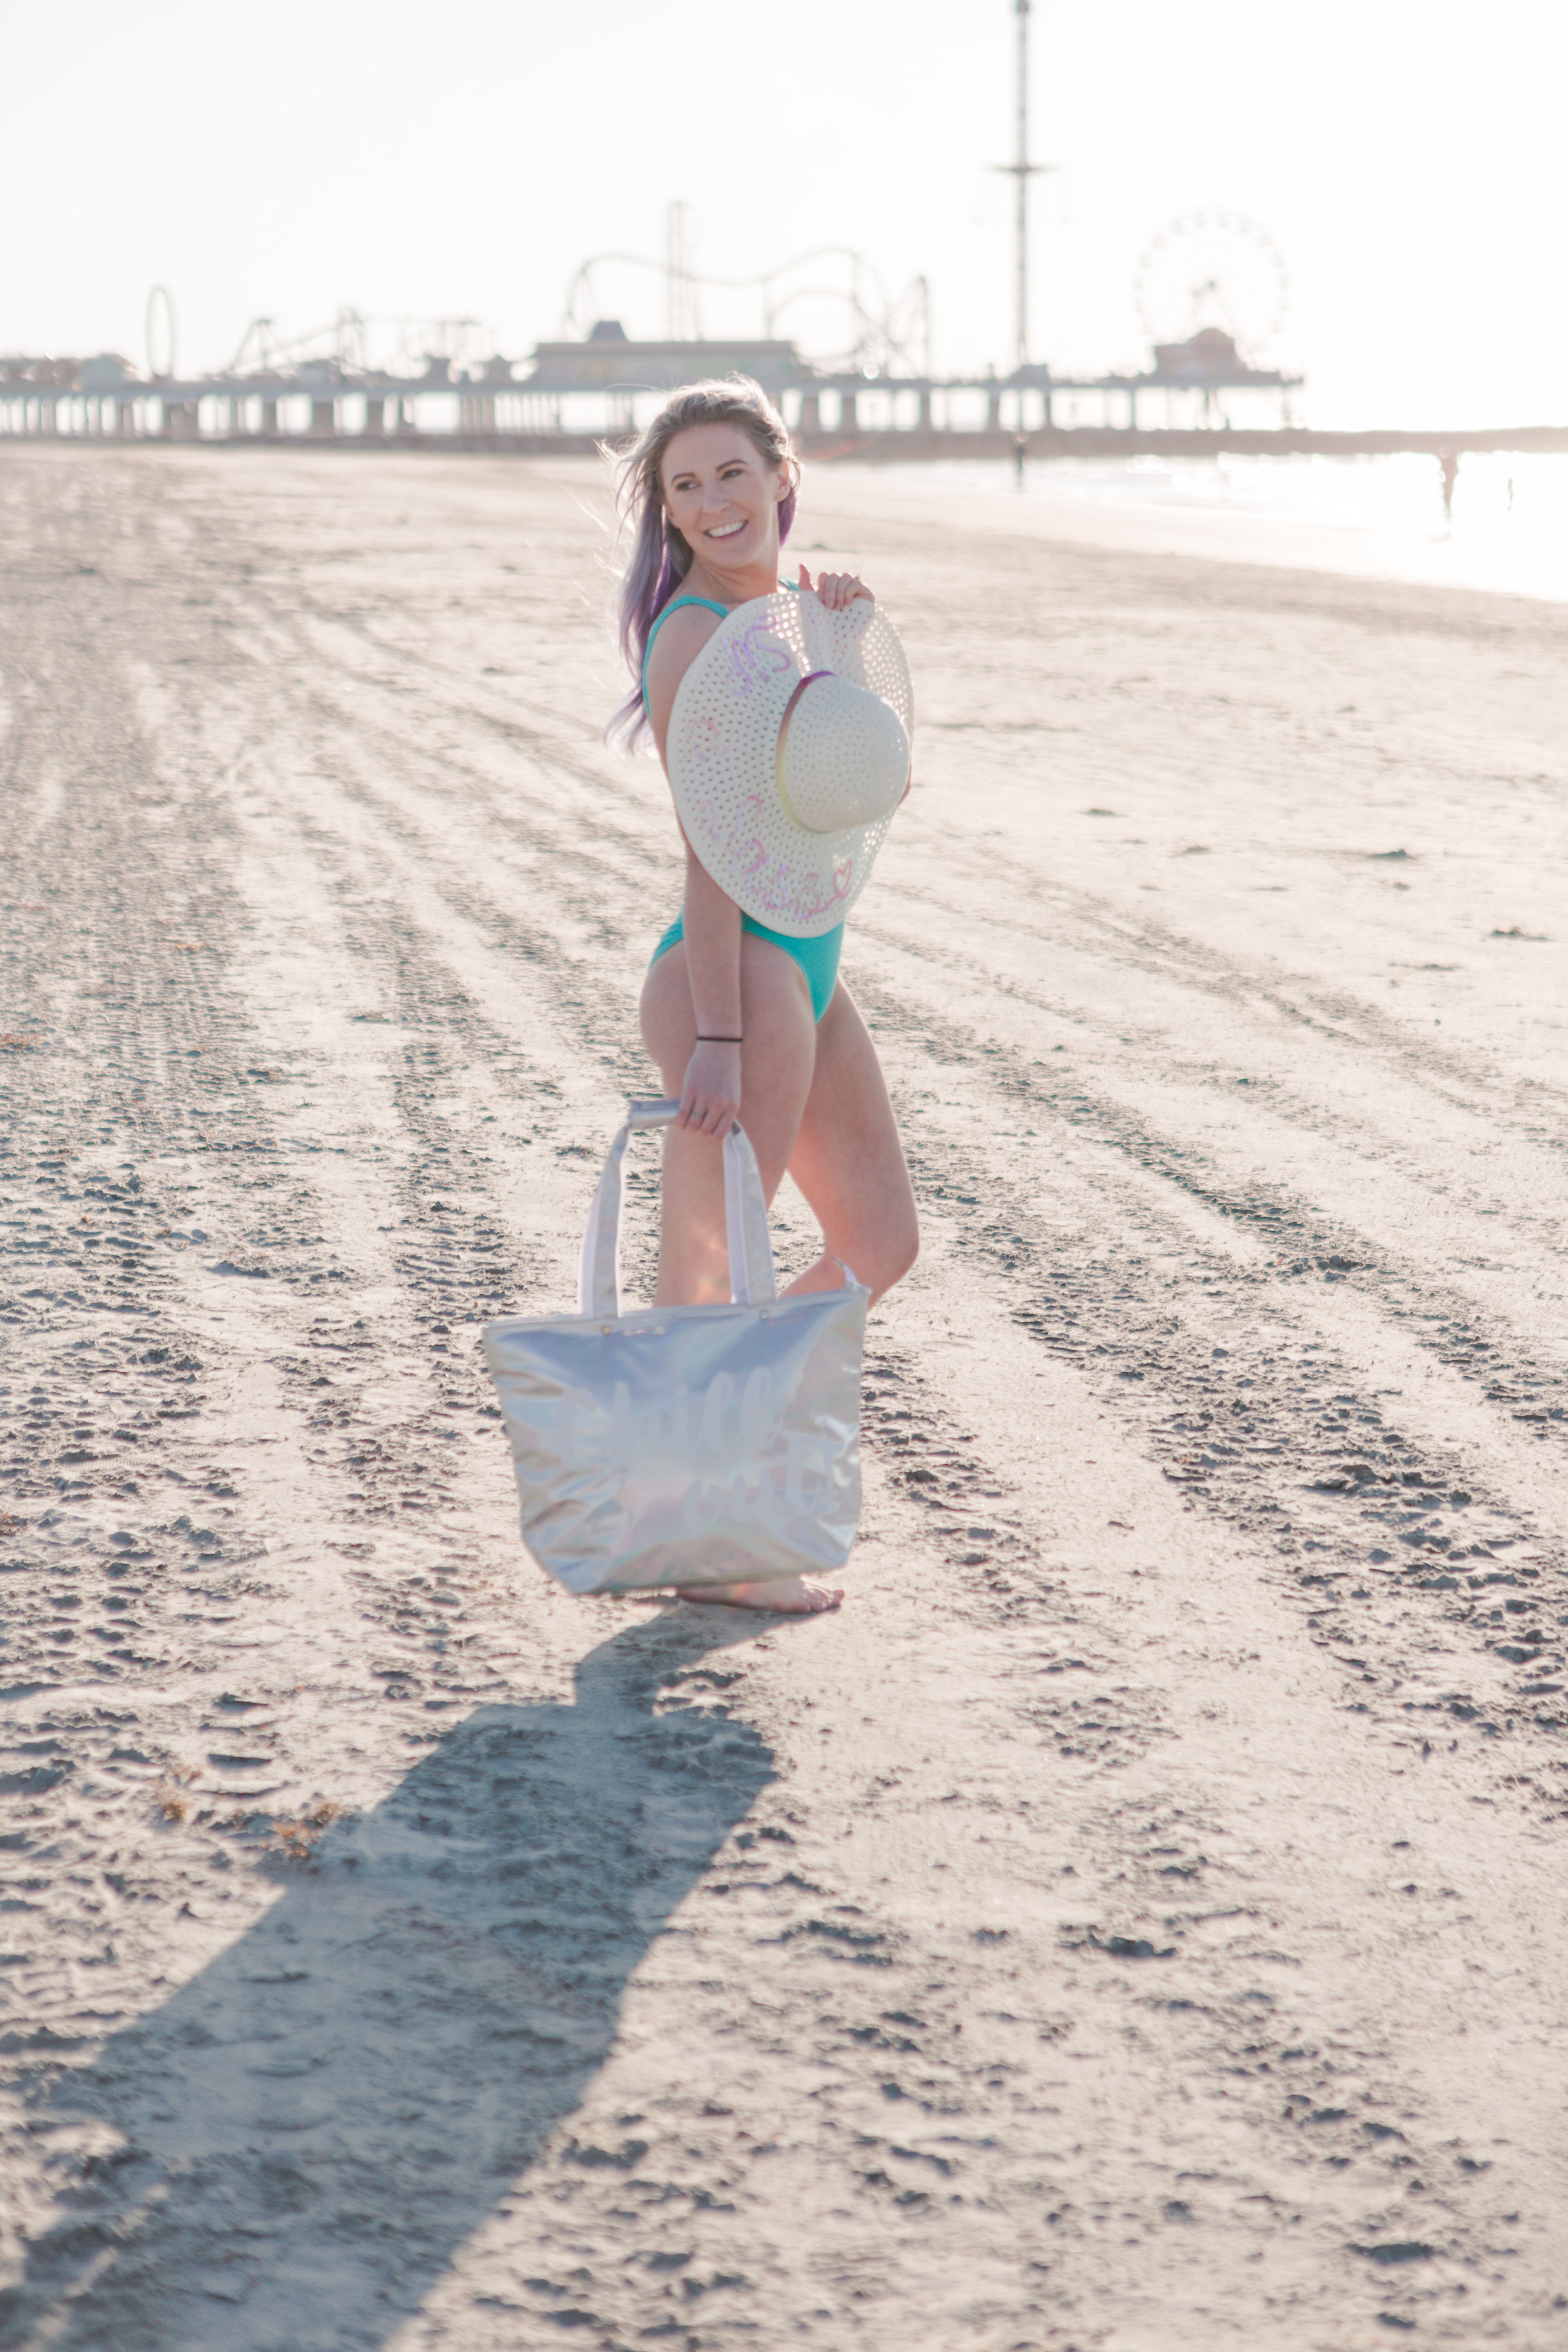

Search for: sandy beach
xmin=2 ymin=441 xmax=1567 ymax=2351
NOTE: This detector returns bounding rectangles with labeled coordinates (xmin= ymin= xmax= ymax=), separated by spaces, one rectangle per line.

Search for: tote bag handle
xmin=577 ymin=1098 xmax=777 ymax=1319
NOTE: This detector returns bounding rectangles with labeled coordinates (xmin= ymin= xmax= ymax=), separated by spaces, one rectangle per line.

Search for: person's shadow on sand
xmin=3 ymin=1614 xmax=774 ymax=2351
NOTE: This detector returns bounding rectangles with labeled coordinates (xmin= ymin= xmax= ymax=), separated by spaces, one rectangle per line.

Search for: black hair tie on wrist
xmin=696 ymin=1034 xmax=742 ymax=1043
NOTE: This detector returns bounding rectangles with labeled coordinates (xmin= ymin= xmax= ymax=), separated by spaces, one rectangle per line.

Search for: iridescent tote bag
xmin=482 ymin=1098 xmax=868 ymax=1595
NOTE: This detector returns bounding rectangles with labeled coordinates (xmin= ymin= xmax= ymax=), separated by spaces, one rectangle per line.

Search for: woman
xmin=610 ymin=378 xmax=919 ymax=1615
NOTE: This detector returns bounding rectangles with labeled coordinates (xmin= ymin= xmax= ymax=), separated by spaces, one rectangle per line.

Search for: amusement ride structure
xmin=0 ymin=195 xmax=1302 ymax=449
xmin=4 ymin=10 xmax=1558 ymax=459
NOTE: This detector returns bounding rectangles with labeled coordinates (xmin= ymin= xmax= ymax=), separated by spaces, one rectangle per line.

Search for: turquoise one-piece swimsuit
xmin=642 ymin=593 xmax=843 ymax=1023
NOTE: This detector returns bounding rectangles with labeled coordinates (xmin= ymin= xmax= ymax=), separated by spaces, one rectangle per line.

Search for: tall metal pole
xmin=664 ymin=202 xmax=697 ymax=342
xmin=992 ymin=3 xmax=1052 ymax=378
xmin=1015 ymin=0 xmax=1030 ymax=372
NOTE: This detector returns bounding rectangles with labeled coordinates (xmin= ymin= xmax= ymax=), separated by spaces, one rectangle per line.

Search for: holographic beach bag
xmin=482 ymin=1098 xmax=868 ymax=1595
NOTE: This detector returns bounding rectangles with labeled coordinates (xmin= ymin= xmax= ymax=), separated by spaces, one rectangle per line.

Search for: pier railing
xmin=3 ymin=361 xmax=1564 ymax=461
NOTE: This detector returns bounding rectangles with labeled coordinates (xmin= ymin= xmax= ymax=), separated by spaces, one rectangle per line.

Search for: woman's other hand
xmin=797 ymin=563 xmax=874 ymax=611
xmin=678 ymin=1039 xmax=742 ymax=1137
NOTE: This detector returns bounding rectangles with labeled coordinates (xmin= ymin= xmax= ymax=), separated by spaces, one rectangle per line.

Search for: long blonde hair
xmin=604 ymin=376 xmax=798 ymax=748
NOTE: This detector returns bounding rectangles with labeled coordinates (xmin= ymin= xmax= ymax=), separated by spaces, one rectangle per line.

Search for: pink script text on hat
xmin=724 ymin=622 xmax=796 ymax=698
xmin=717 ymin=795 xmax=855 ymax=923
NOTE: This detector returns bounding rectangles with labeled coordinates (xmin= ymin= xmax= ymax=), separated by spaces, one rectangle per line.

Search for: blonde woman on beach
xmin=609 ymin=378 xmax=919 ymax=1616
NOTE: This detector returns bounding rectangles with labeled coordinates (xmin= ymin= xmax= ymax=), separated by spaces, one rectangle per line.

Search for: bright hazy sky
xmin=3 ymin=0 xmax=1563 ymax=428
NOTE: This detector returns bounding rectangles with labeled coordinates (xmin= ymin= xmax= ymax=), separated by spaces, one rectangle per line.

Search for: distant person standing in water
xmin=604 ymin=378 xmax=920 ymax=1616
xmin=1439 ymin=444 xmax=1460 ymax=521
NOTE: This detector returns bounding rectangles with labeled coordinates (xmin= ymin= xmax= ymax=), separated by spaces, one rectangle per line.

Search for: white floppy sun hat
xmin=664 ymin=589 xmax=913 ymax=938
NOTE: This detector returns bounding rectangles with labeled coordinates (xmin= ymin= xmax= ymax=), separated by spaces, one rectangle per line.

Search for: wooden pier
xmin=3 ymin=336 xmax=1564 ymax=461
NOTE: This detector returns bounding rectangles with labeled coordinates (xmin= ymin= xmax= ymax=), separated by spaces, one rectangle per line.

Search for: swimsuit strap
xmin=640 ymin=595 xmax=732 ymax=707
xmin=639 ymin=580 xmax=799 ymax=708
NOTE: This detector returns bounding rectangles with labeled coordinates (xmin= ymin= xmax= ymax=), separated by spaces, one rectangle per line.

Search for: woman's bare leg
xmin=640 ymin=934 xmax=817 ymax=1304
xmin=638 ymin=935 xmax=841 ymax=1612
xmin=667 ymin=984 xmax=917 ymax=1609
xmin=780 ymin=980 xmax=920 ymax=1307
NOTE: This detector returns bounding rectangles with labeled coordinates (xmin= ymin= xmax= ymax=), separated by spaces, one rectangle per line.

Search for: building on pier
xmin=0 ymin=321 xmax=1305 ymax=446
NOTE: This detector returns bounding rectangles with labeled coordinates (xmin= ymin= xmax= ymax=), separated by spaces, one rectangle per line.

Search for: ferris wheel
xmin=1135 ymin=212 xmax=1288 ymax=359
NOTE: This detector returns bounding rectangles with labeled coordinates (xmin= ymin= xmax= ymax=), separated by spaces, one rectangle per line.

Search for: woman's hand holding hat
xmin=798 ymin=563 xmax=874 ymax=612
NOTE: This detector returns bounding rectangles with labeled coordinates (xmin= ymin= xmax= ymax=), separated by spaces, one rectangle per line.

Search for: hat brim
xmin=665 ymin=591 xmax=913 ymax=939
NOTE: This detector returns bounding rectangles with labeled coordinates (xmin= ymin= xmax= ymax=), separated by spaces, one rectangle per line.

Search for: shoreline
xmin=12 ymin=433 xmax=1565 ymax=610
xmin=12 ymin=423 xmax=1567 ymax=463
xmin=802 ymin=451 xmax=1568 ymax=611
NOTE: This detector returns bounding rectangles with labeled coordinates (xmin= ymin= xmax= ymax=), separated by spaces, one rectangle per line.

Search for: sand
xmin=0 ymin=442 xmax=1565 ymax=2351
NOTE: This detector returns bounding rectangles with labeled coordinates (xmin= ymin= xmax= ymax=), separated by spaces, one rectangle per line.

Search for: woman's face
xmin=661 ymin=423 xmax=788 ymax=574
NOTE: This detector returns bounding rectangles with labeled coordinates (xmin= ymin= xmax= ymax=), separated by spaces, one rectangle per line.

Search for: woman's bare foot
xmin=671 ymin=1575 xmax=843 ymax=1615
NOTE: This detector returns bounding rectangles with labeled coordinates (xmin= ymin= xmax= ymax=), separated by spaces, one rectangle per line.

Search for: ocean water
xmin=857 ymin=451 xmax=1568 ymax=606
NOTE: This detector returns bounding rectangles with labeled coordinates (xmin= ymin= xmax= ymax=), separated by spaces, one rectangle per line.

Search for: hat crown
xmin=776 ymin=672 xmax=910 ymax=836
